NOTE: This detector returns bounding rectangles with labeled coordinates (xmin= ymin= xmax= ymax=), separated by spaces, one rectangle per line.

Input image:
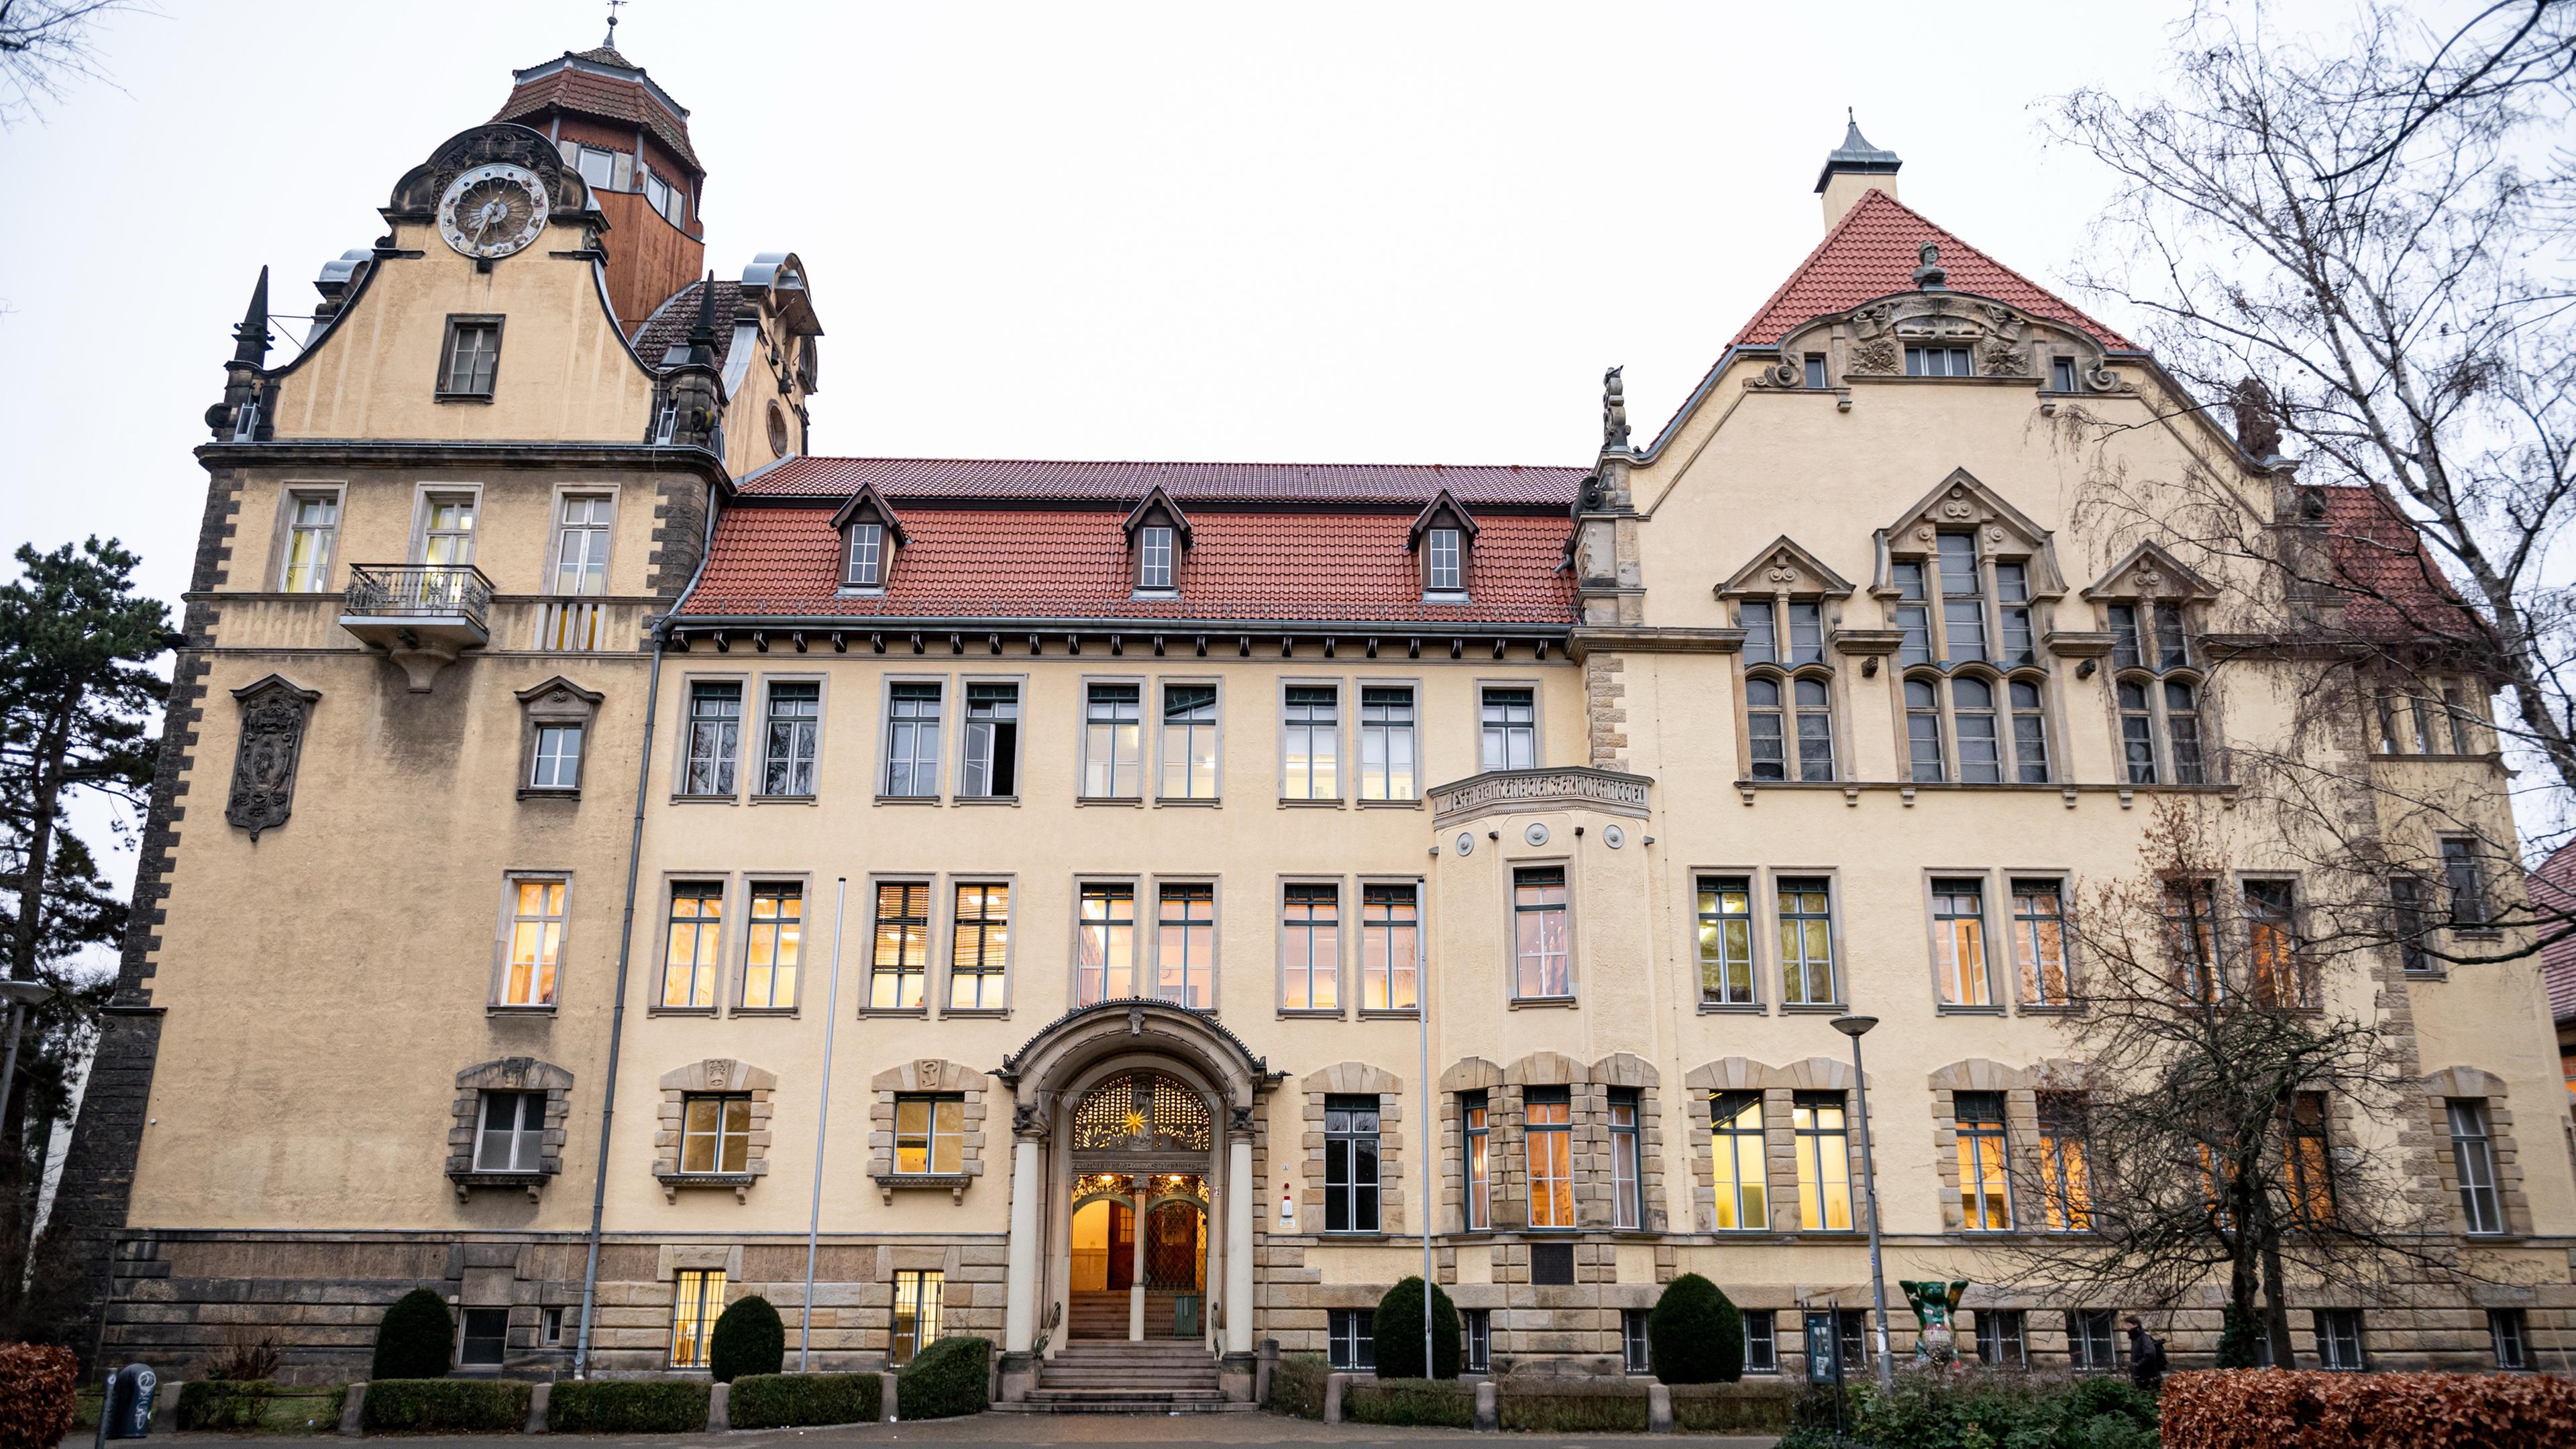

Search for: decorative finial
xmin=1601 ymin=365 xmax=1630 ymax=451
xmin=1913 ymin=242 xmax=1947 ymax=290
xmin=685 ymin=271 xmax=719 ymax=366
xmin=604 ymin=0 xmax=624 ymax=50
xmin=231 ymin=266 xmax=272 ymax=367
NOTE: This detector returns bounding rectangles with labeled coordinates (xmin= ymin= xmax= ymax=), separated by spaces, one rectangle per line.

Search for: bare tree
xmin=1998 ymin=800 xmax=2455 ymax=1367
xmin=0 ymin=1 xmax=144 ymax=126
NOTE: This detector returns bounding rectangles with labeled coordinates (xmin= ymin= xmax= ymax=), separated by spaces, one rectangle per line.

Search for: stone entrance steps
xmin=996 ymin=1339 xmax=1252 ymax=1415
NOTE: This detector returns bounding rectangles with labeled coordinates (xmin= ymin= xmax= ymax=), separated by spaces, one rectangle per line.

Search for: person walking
xmin=2124 ymin=1315 xmax=2168 ymax=1391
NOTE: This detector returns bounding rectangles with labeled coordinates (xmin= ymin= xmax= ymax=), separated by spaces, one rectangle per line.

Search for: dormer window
xmin=1138 ymin=525 xmax=1176 ymax=591
xmin=1426 ymin=528 xmax=1463 ymax=592
xmin=845 ymin=523 xmax=884 ymax=588
xmin=1120 ymin=488 xmax=1192 ymax=596
xmin=831 ymin=484 xmax=907 ymax=594
xmin=1408 ymin=489 xmax=1478 ymax=600
xmin=1905 ymin=345 xmax=1974 ymax=378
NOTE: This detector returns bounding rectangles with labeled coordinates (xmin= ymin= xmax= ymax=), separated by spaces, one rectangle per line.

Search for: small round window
xmin=765 ymin=400 xmax=792 ymax=458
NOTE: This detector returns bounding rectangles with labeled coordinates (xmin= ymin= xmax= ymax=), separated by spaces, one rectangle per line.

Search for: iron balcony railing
xmin=343 ymin=564 xmax=494 ymax=628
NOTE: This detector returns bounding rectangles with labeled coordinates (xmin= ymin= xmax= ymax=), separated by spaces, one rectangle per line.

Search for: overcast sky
xmin=1 ymin=0 xmax=2481 ymax=897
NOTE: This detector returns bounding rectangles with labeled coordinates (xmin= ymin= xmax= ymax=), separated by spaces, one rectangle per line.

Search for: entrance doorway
xmin=1068 ymin=1173 xmax=1208 ymax=1338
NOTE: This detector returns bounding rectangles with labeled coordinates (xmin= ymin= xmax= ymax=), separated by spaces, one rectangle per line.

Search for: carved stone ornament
xmin=225 ymin=676 xmax=321 ymax=841
xmin=1774 ymin=294 xmax=2118 ymax=389
xmin=388 ymin=122 xmax=584 ymax=223
xmin=1230 ymin=1104 xmax=1256 ymax=1138
xmin=1601 ymin=365 xmax=1631 ymax=450
xmin=1013 ymin=1102 xmax=1049 ymax=1139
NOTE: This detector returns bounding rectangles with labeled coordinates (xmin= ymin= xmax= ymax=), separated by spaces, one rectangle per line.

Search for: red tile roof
xmin=2534 ymin=843 xmax=2576 ymax=1024
xmin=2317 ymin=486 xmax=2485 ymax=645
xmin=736 ymin=455 xmax=1588 ymax=508
xmin=630 ymin=278 xmax=743 ymax=370
xmin=679 ymin=503 xmax=1575 ymax=625
xmin=1730 ymin=189 xmax=2133 ymax=350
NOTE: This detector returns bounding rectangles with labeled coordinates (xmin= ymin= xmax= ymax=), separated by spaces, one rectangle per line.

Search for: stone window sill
xmin=1356 ymin=797 xmax=1423 ymax=809
xmin=1077 ymin=795 xmax=1144 ymax=808
xmin=1156 ymin=796 xmax=1223 ymax=808
xmin=752 ymin=794 xmax=818 ymax=806
xmin=1699 ymin=1001 xmax=1766 ymax=1014
xmin=670 ymin=794 xmax=738 ymax=805
xmin=488 ymin=1003 xmax=557 ymax=1018
xmin=856 ymin=1008 xmax=930 ymax=1020
xmin=731 ymin=1006 xmax=799 ymax=1018
xmin=517 ymin=786 xmax=580 ymax=802
xmin=657 ymin=1172 xmax=757 ymax=1204
xmin=875 ymin=794 xmax=941 ymax=806
xmin=1937 ymin=1004 xmax=2008 ymax=1016
xmin=1510 ymin=996 xmax=1579 ymax=1010
xmin=1279 ymin=796 xmax=1346 ymax=808
xmin=1358 ymin=1008 xmax=1422 ymax=1020
xmin=954 ymin=794 xmax=1020 ymax=806
xmin=449 ymin=1171 xmax=549 ymax=1202
xmin=873 ymin=1172 xmax=971 ymax=1205
xmin=1779 ymin=1002 xmax=1847 ymax=1014
xmin=648 ymin=1006 xmax=718 ymax=1018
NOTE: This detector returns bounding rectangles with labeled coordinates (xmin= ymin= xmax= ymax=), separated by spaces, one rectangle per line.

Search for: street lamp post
xmin=1831 ymin=1014 xmax=1894 ymax=1388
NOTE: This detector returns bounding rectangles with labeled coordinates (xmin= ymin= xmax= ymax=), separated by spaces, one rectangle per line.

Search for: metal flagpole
xmin=800 ymin=877 xmax=850 ymax=1371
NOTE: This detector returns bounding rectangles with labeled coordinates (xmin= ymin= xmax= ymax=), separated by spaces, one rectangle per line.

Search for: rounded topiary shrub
xmin=1648 ymin=1273 xmax=1744 ymax=1384
xmin=1371 ymin=1276 xmax=1463 ymax=1381
xmin=897 ymin=1336 xmax=991 ymax=1419
xmin=370 ymin=1288 xmax=455 ymax=1381
xmin=709 ymin=1293 xmax=786 ymax=1383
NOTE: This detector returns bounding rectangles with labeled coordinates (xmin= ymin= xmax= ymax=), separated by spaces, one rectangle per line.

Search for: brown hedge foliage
xmin=0 ymin=1344 xmax=77 ymax=1449
xmin=2162 ymin=1368 xmax=2576 ymax=1449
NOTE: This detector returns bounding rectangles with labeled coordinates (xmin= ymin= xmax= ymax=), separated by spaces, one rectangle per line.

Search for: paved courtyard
xmin=100 ymin=1422 xmax=1778 ymax=1449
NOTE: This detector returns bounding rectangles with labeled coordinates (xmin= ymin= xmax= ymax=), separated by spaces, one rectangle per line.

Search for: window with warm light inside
xmin=499 ymin=877 xmax=564 ymax=1008
xmin=894 ymin=1095 xmax=965 ymax=1175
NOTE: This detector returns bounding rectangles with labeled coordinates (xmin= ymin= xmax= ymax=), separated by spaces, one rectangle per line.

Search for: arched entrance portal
xmin=1066 ymin=1073 xmax=1212 ymax=1338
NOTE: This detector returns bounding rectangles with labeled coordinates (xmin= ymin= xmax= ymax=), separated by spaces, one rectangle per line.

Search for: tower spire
xmin=603 ymin=0 xmax=624 ymax=51
xmin=685 ymin=271 xmax=719 ymax=366
xmin=231 ymin=266 xmax=272 ymax=368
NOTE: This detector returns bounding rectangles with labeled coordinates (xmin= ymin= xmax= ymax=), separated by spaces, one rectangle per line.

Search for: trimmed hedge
xmin=1266 ymin=1352 xmax=1328 ymax=1419
xmin=371 ymin=1289 xmax=455 ymax=1381
xmin=896 ymin=1336 xmax=989 ymax=1419
xmin=1670 ymin=1380 xmax=1805 ymax=1434
xmin=176 ymin=1381 xmax=343 ymax=1434
xmin=362 ymin=1379 xmax=525 ymax=1434
xmin=2162 ymin=1367 xmax=2576 ymax=1449
xmin=1778 ymin=1369 xmax=2160 ymax=1449
xmin=728 ymin=1371 xmax=881 ymax=1429
xmin=1649 ymin=1273 xmax=1745 ymax=1384
xmin=0 ymin=1344 xmax=76 ymax=1449
xmin=1371 ymin=1277 xmax=1463 ymax=1381
xmin=710 ymin=1295 xmax=786 ymax=1383
xmin=544 ymin=1379 xmax=708 ymax=1434
xmin=1346 ymin=1377 xmax=1477 ymax=1428
xmin=1497 ymin=1380 xmax=1653 ymax=1434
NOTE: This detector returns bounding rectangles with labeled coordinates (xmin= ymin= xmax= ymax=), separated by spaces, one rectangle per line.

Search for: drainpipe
xmin=575 ymin=470 xmax=720 ymax=1377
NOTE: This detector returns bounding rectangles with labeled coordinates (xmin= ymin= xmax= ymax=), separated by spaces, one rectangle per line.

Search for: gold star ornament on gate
xmin=1123 ymin=1109 xmax=1147 ymax=1137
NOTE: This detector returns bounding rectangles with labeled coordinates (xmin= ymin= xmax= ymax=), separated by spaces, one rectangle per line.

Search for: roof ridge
xmin=780 ymin=455 xmax=1587 ymax=472
xmin=1723 ymin=185 xmax=1898 ymax=350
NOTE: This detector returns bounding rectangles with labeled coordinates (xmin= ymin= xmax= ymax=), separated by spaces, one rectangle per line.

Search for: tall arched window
xmin=1884 ymin=515 xmax=2057 ymax=785
xmin=1723 ymin=541 xmax=1851 ymax=785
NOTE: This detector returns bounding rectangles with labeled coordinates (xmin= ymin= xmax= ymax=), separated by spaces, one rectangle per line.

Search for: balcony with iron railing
xmin=340 ymin=564 xmax=494 ymax=690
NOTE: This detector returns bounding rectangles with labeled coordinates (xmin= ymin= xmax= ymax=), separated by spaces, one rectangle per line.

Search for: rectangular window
xmin=1463 ymin=1309 xmax=1491 ymax=1373
xmin=683 ymin=683 xmax=742 ymax=796
xmin=1711 ymin=1091 xmax=1768 ymax=1230
xmin=1746 ymin=678 xmax=1787 ymax=780
xmin=501 ymin=878 xmax=564 ymax=1007
xmin=2165 ymin=878 xmax=2221 ymax=1000
xmin=531 ymin=723 xmax=583 ymax=790
xmin=1083 ymin=684 xmax=1144 ymax=798
xmin=280 ymin=492 xmax=340 ymax=592
xmin=2037 ymin=1091 xmax=2092 ymax=1232
xmin=2445 ymin=684 xmax=2479 ymax=754
xmin=1427 ymin=527 xmax=1463 ymax=592
xmin=1792 ymin=1091 xmax=1853 ymax=1231
xmin=1905 ymin=344 xmax=1976 ymax=376
xmin=1697 ymin=875 xmax=1756 ymax=1006
xmin=844 ymin=522 xmax=883 ymax=587
xmin=1937 ymin=533 xmax=1987 ymax=662
xmin=2391 ymin=875 xmax=2432 ymax=973
xmin=2108 ymin=604 xmax=2143 ymax=672
xmin=1077 ymin=882 xmax=1136 ymax=1004
xmin=1778 ymin=877 xmax=1837 ymax=1005
xmin=1976 ymin=1309 xmax=2027 ymax=1368
xmin=2286 ymin=1091 xmax=2335 ymax=1224
xmin=2009 ymin=678 xmax=2049 ymax=782
xmin=1742 ymin=600 xmax=1777 ymax=664
xmin=1137 ymin=524 xmax=1175 ymax=590
xmin=1804 ymin=352 xmax=1829 ymax=389
xmin=1481 ymin=686 xmax=1538 ymax=771
xmin=949 ymin=881 xmax=1010 ymax=1010
xmin=574 ymin=144 xmax=616 ymax=193
xmin=1622 ymin=1309 xmax=1652 ymax=1375
xmin=762 ymin=682 xmax=821 ymax=798
xmin=1281 ymin=882 xmax=1340 ymax=1011
xmin=1996 ymin=561 xmax=2035 ymax=665
xmin=1953 ymin=1090 xmax=2012 ymax=1231
xmin=1893 ymin=561 xmax=1932 ymax=665
xmin=1324 ymin=1093 xmax=1381 ymax=1232
xmin=1159 ymin=684 xmax=1219 ymax=799
xmin=894 ymin=1095 xmax=965 ymax=1176
xmin=1513 ymin=867 xmax=1570 ymax=999
xmin=2410 ymin=692 xmax=2437 ymax=753
xmin=742 ymin=883 xmax=801 ymax=1010
xmin=670 ymin=1269 xmax=724 ymax=1368
xmin=1609 ymin=1087 xmax=1643 ymax=1230
xmin=1743 ymin=1310 xmax=1778 ymax=1373
xmin=959 ymin=682 xmax=1020 ymax=798
xmin=1931 ymin=877 xmax=1990 ymax=1006
xmin=2448 ymin=1099 xmax=2504 ymax=1234
xmin=543 ymin=1307 xmax=566 ymax=1346
xmin=2010 ymin=879 xmax=2069 ymax=1006
xmin=1526 ymin=1086 xmax=1574 ymax=1229
xmin=1361 ymin=882 xmax=1419 ymax=1011
xmin=548 ymin=490 xmax=612 ymax=592
xmin=660 ymin=881 xmax=722 ymax=1009
xmin=420 ymin=492 xmax=478 ymax=566
xmin=883 ymin=682 xmax=941 ymax=797
xmin=2050 ymin=356 xmax=2078 ymax=392
xmin=869 ymin=881 xmax=931 ymax=1010
xmin=2066 ymin=1309 xmax=2118 ymax=1373
xmin=1282 ymin=685 xmax=1341 ymax=799
xmin=1154 ymin=881 xmax=1214 ymax=1008
xmin=2118 ymin=679 xmax=2157 ymax=784
xmin=2490 ymin=1308 xmax=2531 ymax=1371
xmin=459 ymin=1307 xmax=508 ymax=1368
xmin=1358 ymin=685 xmax=1418 ymax=801
xmin=440 ymin=319 xmax=501 ymax=397
xmin=1462 ymin=1092 xmax=1491 ymax=1230
xmin=474 ymin=1090 xmax=546 ymax=1173
xmin=2441 ymin=839 xmax=2489 ymax=926
xmin=1328 ymin=1308 xmax=1375 ymax=1371
xmin=2314 ymin=1309 xmax=2365 ymax=1371
xmin=2154 ymin=602 xmax=2189 ymax=668
xmin=1953 ymin=677 xmax=2001 ymax=782
xmin=679 ymin=1095 xmax=751 ymax=1174
xmin=2243 ymin=878 xmax=2302 ymax=1006
xmin=1787 ymin=602 xmax=1825 ymax=665
xmin=891 ymin=1271 xmax=943 ymax=1366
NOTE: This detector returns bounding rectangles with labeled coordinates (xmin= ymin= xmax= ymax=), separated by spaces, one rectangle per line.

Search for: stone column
xmin=1129 ymin=1187 xmax=1149 ymax=1341
xmin=1226 ymin=1136 xmax=1255 ymax=1354
xmin=1003 ymin=1136 xmax=1042 ymax=1352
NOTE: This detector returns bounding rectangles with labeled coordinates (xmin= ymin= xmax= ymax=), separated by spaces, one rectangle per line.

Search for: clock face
xmin=438 ymin=164 xmax=549 ymax=260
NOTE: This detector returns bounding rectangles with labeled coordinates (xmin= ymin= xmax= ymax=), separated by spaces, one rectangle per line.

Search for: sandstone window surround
xmin=1437 ymin=1053 xmax=1666 ymax=1267
xmin=654 ymin=1059 xmax=776 ymax=1203
xmin=869 ymin=1058 xmax=988 ymax=1204
xmin=2082 ymin=542 xmax=2224 ymax=790
xmin=1716 ymin=535 xmax=1854 ymax=787
xmin=515 ymin=676 xmax=602 ymax=799
xmin=2422 ymin=1066 xmax=2533 ymax=1238
xmin=1925 ymin=1059 xmax=2088 ymax=1234
xmin=1302 ymin=1062 xmax=1403 ymax=1234
xmin=1683 ymin=1056 xmax=1867 ymax=1238
xmin=447 ymin=1057 xmax=573 ymax=1200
